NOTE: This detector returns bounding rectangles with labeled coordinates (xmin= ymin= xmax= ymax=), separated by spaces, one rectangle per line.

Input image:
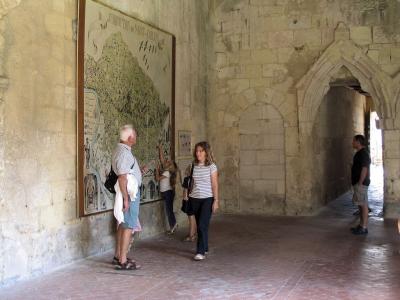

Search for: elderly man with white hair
xmin=111 ymin=124 xmax=143 ymax=270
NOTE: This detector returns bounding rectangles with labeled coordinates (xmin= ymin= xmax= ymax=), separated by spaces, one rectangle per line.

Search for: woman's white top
xmin=189 ymin=163 xmax=217 ymax=199
xmin=160 ymin=170 xmax=172 ymax=192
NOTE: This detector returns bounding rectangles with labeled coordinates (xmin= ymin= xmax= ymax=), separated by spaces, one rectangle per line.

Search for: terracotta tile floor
xmin=1 ymin=188 xmax=400 ymax=299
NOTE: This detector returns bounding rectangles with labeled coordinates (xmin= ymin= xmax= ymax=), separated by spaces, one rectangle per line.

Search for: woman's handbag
xmin=187 ymin=163 xmax=194 ymax=194
xmin=180 ymin=164 xmax=194 ymax=213
xmin=181 ymin=198 xmax=189 ymax=213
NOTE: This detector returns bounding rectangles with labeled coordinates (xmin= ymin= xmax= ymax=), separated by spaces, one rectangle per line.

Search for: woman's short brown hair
xmin=193 ymin=141 xmax=216 ymax=166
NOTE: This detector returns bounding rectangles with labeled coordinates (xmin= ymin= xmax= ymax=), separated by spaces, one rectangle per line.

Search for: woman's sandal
xmin=183 ymin=235 xmax=196 ymax=242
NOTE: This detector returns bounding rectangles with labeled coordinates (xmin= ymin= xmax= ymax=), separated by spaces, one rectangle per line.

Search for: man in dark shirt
xmin=350 ymin=135 xmax=371 ymax=235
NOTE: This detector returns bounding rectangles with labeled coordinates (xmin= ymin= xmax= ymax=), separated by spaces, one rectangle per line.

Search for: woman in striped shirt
xmin=189 ymin=141 xmax=219 ymax=261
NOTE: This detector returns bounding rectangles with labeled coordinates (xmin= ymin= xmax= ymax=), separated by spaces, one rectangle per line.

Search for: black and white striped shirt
xmin=189 ymin=163 xmax=217 ymax=199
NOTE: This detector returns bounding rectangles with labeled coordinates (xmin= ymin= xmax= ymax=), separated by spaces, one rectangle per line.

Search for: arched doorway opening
xmin=369 ymin=111 xmax=384 ymax=216
xmin=296 ymin=39 xmax=392 ymax=215
xmin=310 ymin=68 xmax=384 ymax=213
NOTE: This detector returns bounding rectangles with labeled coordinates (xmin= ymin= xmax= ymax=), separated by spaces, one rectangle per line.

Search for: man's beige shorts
xmin=352 ymin=184 xmax=369 ymax=206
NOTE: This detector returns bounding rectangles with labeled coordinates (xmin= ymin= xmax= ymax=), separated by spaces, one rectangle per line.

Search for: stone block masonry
xmin=208 ymin=0 xmax=400 ymax=218
xmin=0 ymin=0 xmax=209 ymax=286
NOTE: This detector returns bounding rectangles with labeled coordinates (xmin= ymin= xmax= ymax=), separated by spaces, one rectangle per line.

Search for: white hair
xmin=119 ymin=124 xmax=136 ymax=142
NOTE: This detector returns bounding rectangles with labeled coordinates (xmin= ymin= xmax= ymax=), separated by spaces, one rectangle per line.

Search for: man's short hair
xmin=353 ymin=134 xmax=366 ymax=146
xmin=120 ymin=125 xmax=135 ymax=142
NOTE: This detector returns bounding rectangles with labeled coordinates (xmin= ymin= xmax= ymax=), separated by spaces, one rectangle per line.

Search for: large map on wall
xmin=77 ymin=0 xmax=175 ymax=216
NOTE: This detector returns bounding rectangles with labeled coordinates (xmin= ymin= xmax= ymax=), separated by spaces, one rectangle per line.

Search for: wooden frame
xmin=77 ymin=0 xmax=175 ymax=216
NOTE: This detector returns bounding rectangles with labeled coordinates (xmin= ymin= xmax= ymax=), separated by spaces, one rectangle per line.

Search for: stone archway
xmin=297 ymin=39 xmax=393 ymax=136
xmin=296 ymin=38 xmax=395 ymax=215
xmin=238 ymin=102 xmax=285 ymax=214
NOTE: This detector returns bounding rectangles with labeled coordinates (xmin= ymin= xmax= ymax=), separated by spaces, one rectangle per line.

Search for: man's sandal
xmin=115 ymin=261 xmax=139 ymax=270
xmin=112 ymin=256 xmax=138 ymax=266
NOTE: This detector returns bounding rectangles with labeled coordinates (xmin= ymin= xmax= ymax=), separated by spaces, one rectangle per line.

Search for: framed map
xmin=77 ymin=0 xmax=175 ymax=216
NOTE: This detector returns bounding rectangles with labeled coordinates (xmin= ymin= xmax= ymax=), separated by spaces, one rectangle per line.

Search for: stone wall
xmin=2 ymin=0 xmax=400 ymax=288
xmin=312 ymin=87 xmax=366 ymax=206
xmin=238 ymin=102 xmax=285 ymax=214
xmin=0 ymin=0 xmax=209 ymax=286
xmin=208 ymin=0 xmax=400 ymax=216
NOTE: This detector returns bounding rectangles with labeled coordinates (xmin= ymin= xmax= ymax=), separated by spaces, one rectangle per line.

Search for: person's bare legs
xmin=361 ymin=204 xmax=369 ymax=228
xmin=189 ymin=215 xmax=196 ymax=238
xmin=120 ymin=228 xmax=133 ymax=264
xmin=358 ymin=205 xmax=363 ymax=226
xmin=115 ymin=225 xmax=123 ymax=259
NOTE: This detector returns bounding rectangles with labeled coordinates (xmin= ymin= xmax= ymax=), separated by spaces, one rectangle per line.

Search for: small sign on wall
xmin=178 ymin=130 xmax=192 ymax=157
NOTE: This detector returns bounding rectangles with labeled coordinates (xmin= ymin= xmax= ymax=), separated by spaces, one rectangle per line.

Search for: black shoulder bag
xmin=181 ymin=163 xmax=194 ymax=213
xmin=104 ymin=160 xmax=136 ymax=194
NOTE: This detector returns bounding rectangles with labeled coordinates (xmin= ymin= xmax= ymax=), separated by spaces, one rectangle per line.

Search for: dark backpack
xmin=104 ymin=166 xmax=118 ymax=194
xmin=104 ymin=160 xmax=136 ymax=194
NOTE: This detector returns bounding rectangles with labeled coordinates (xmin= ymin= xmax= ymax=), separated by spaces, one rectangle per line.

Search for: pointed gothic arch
xmin=295 ymin=38 xmax=399 ymax=216
xmin=296 ymin=39 xmax=393 ymax=135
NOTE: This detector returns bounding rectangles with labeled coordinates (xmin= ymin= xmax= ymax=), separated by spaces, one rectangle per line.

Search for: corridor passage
xmin=1 ymin=193 xmax=399 ymax=300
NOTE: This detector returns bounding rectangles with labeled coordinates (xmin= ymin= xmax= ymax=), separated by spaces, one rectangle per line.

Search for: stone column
xmin=382 ymin=124 xmax=400 ymax=218
xmin=0 ymin=76 xmax=9 ymax=191
xmin=0 ymin=6 xmax=11 ymax=209
xmin=0 ymin=2 xmax=15 ymax=282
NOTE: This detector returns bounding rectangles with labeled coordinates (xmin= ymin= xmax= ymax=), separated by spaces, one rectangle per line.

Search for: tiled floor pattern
xmin=1 ymin=169 xmax=399 ymax=299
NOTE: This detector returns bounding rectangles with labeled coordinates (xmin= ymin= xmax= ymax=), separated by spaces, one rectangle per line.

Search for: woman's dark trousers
xmin=162 ymin=190 xmax=176 ymax=228
xmin=190 ymin=197 xmax=214 ymax=255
